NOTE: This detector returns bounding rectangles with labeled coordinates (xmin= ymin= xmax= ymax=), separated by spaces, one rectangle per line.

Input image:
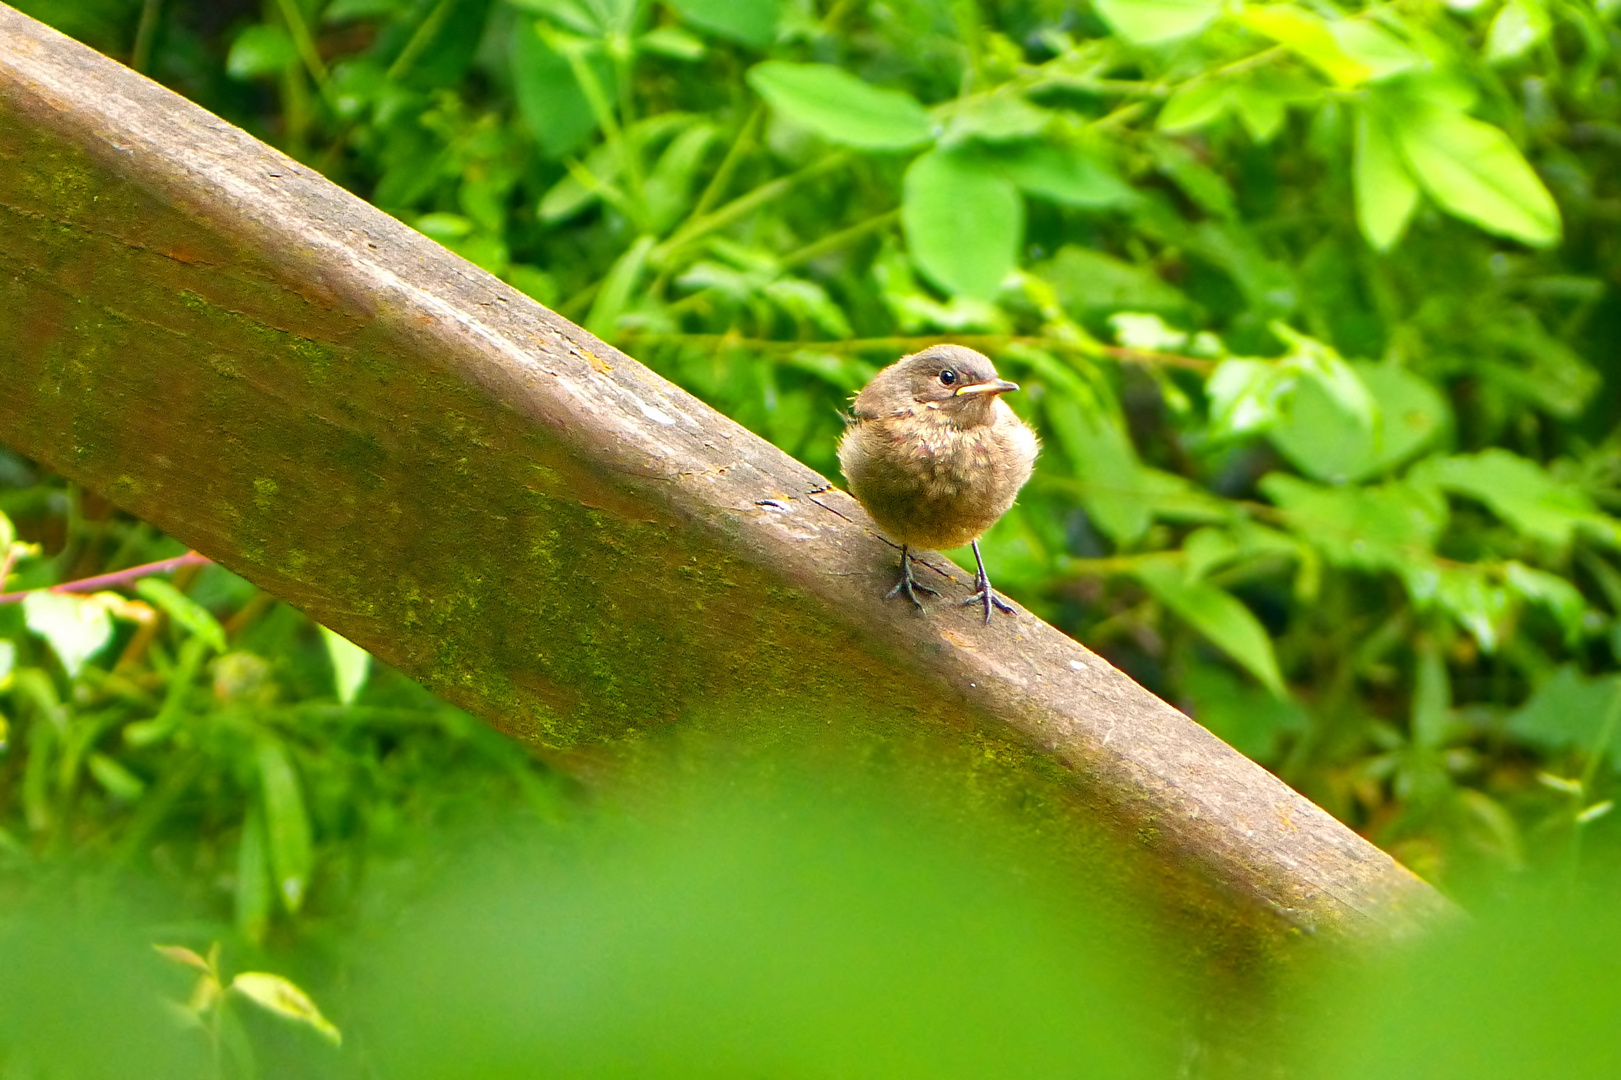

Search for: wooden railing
xmin=0 ymin=3 xmax=1449 ymax=958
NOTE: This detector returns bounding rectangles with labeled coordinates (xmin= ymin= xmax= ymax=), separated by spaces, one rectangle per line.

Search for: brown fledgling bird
xmin=838 ymin=344 xmax=1039 ymax=623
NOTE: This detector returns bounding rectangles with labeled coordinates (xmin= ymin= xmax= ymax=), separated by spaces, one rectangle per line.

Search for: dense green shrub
xmin=7 ymin=0 xmax=1621 ymax=927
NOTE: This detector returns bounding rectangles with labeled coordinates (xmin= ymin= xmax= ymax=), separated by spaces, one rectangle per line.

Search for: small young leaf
xmin=747 ymin=62 xmax=933 ymax=150
xmin=1394 ymin=105 xmax=1561 ymax=248
xmin=902 ymin=150 xmax=1023 ymax=300
xmin=23 ymin=592 xmax=112 ymax=678
xmin=320 ymin=625 xmax=371 ymax=706
xmin=1354 ymin=105 xmax=1419 ymax=251
xmin=257 ymin=739 xmax=314 ymax=915
xmin=1094 ymin=0 xmax=1221 ymax=45
xmin=231 ymin=972 xmax=342 ymax=1045
xmin=135 ymin=578 xmax=227 ymax=653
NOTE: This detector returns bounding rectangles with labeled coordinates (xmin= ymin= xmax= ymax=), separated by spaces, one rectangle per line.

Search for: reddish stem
xmin=0 ymin=551 xmax=213 ymax=604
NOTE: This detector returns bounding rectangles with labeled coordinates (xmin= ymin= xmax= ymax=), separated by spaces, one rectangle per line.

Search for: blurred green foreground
xmin=8 ymin=0 xmax=1621 ymax=1072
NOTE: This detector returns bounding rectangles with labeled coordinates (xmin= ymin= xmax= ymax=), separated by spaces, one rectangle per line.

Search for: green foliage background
xmin=6 ymin=0 xmax=1621 ymax=1067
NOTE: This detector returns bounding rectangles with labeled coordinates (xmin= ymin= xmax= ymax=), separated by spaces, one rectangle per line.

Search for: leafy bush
xmin=7 ymin=0 xmax=1621 ymax=925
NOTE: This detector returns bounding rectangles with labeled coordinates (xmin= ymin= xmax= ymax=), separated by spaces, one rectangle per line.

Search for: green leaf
xmin=1330 ymin=19 xmax=1422 ymax=81
xmin=667 ymin=0 xmax=780 ymax=46
xmin=23 ymin=593 xmax=111 ymax=678
xmin=1150 ymin=139 xmax=1236 ymax=218
xmin=236 ymin=805 xmax=274 ymax=945
xmin=135 ymin=578 xmax=227 ymax=653
xmin=1354 ymin=105 xmax=1419 ymax=251
xmin=1229 ymin=84 xmax=1288 ymax=143
xmin=1158 ymin=80 xmax=1230 ymax=133
xmin=949 ymin=92 xmax=1053 ymax=142
xmin=510 ymin=19 xmax=608 ymax=159
xmin=1239 ymin=6 xmax=1372 ymax=86
xmin=1184 ymin=663 xmax=1307 ymax=762
xmin=1411 ymin=641 xmax=1451 ymax=749
xmin=1486 ymin=0 xmax=1551 ymax=63
xmin=1508 ymin=666 xmax=1621 ymax=766
xmin=1270 ymin=361 xmax=1447 ymax=481
xmin=1043 ymin=393 xmax=1150 ymax=545
xmin=231 ymin=972 xmax=342 ymax=1045
xmin=1393 ymin=104 xmax=1561 ymax=248
xmin=993 ymin=144 xmax=1135 ymax=208
xmin=747 ymin=61 xmax=933 ymax=150
xmin=645 ymin=122 xmax=717 ymax=231
xmin=86 ymin=752 xmax=145 ymax=802
xmin=1406 ymin=564 xmax=1513 ymax=652
xmin=1034 ymin=246 xmax=1187 ymax=318
xmin=1094 ymin=0 xmax=1221 ymax=45
xmin=1505 ymin=562 xmax=1587 ymax=643
xmin=1415 ymin=450 xmax=1615 ymax=548
xmin=0 ymin=640 xmax=13 ymax=690
xmin=320 ymin=625 xmax=371 ymax=706
xmin=586 ymin=233 xmax=656 ymax=337
xmin=226 ymin=24 xmax=299 ymax=80
xmin=257 ymin=739 xmax=314 ymax=915
xmin=639 ymin=25 xmax=706 ymax=60
xmin=1136 ymin=559 xmax=1286 ymax=695
xmin=902 ymin=150 xmax=1023 ymax=300
xmin=1262 ymin=474 xmax=1447 ymax=572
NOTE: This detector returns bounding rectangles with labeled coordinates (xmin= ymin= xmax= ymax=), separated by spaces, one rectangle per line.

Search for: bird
xmin=837 ymin=344 xmax=1039 ymax=623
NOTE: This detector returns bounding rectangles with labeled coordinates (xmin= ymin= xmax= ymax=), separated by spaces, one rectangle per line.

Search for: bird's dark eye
xmin=939 ymin=369 xmax=957 ymax=386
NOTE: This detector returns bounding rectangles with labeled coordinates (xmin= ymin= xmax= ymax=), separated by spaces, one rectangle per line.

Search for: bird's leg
xmin=961 ymin=539 xmax=1015 ymax=624
xmin=885 ymin=545 xmax=940 ymax=609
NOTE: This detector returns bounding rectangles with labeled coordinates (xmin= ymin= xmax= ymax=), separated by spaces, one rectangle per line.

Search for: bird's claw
xmin=961 ymin=586 xmax=1014 ymax=624
xmin=886 ymin=572 xmax=941 ymax=609
xmin=886 ymin=547 xmax=941 ymax=610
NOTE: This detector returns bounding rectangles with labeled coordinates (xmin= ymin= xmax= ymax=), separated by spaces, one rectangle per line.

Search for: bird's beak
xmin=954 ymin=378 xmax=1020 ymax=397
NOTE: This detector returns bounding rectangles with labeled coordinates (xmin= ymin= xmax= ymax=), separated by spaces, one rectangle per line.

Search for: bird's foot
xmin=885 ymin=553 xmax=940 ymax=610
xmin=961 ymin=576 xmax=1015 ymax=624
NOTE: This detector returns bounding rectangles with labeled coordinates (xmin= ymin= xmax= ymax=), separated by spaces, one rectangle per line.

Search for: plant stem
xmin=131 ymin=0 xmax=162 ymax=74
xmin=650 ymin=153 xmax=852 ymax=268
xmin=0 ymin=551 xmax=212 ymax=605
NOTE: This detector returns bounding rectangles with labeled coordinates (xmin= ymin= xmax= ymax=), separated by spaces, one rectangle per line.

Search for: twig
xmin=0 ymin=551 xmax=212 ymax=604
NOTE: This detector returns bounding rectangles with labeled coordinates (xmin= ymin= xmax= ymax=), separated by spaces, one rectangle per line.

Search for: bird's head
xmin=853 ymin=344 xmax=1019 ymax=425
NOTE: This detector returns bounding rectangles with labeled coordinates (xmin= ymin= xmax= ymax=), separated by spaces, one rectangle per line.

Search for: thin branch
xmin=0 ymin=551 xmax=212 ymax=604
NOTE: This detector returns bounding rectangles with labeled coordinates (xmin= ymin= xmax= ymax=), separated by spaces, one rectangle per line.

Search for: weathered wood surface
xmin=0 ymin=4 xmax=1448 ymax=952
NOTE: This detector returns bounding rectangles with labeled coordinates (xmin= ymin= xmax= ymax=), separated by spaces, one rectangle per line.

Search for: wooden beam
xmin=0 ymin=3 xmax=1449 ymax=953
